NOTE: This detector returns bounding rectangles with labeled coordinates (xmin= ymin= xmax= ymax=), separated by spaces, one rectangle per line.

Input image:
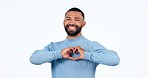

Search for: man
xmin=30 ymin=7 xmax=120 ymax=78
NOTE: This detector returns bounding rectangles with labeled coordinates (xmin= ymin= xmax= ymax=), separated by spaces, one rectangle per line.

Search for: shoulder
xmin=44 ymin=39 xmax=65 ymax=49
xmin=90 ymin=41 xmax=106 ymax=50
xmin=48 ymin=39 xmax=65 ymax=46
xmin=81 ymin=38 xmax=105 ymax=51
xmin=83 ymin=37 xmax=100 ymax=45
xmin=83 ymin=37 xmax=105 ymax=49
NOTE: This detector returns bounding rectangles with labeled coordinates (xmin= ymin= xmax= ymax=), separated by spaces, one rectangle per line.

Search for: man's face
xmin=64 ymin=11 xmax=85 ymax=36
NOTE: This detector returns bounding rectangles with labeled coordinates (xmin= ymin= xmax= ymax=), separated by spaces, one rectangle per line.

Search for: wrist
xmin=84 ymin=52 xmax=91 ymax=60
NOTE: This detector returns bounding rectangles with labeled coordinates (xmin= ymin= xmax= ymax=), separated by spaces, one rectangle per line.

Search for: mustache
xmin=66 ymin=24 xmax=78 ymax=28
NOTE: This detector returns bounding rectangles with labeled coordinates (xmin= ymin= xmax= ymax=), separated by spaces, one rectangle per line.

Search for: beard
xmin=64 ymin=24 xmax=82 ymax=36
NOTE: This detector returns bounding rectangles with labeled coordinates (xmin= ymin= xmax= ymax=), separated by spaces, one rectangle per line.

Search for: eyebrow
xmin=74 ymin=17 xmax=80 ymax=19
xmin=65 ymin=16 xmax=81 ymax=19
xmin=65 ymin=16 xmax=71 ymax=18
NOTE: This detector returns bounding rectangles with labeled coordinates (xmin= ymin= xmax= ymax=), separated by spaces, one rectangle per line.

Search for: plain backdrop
xmin=0 ymin=0 xmax=148 ymax=78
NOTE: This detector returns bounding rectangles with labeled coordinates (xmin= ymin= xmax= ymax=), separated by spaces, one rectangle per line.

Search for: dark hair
xmin=65 ymin=7 xmax=85 ymax=20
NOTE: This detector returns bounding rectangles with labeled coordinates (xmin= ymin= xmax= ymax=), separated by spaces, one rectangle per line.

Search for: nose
xmin=68 ymin=18 xmax=76 ymax=22
xmin=68 ymin=19 xmax=76 ymax=25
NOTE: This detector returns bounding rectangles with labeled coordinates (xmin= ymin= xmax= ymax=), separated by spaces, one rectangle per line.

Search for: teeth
xmin=69 ymin=26 xmax=75 ymax=29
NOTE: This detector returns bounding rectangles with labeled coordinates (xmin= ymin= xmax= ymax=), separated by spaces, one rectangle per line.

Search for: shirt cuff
xmin=84 ymin=51 xmax=91 ymax=60
xmin=53 ymin=51 xmax=63 ymax=60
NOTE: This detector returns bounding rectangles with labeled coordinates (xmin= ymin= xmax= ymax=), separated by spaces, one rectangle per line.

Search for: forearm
xmin=84 ymin=50 xmax=120 ymax=66
xmin=30 ymin=49 xmax=62 ymax=65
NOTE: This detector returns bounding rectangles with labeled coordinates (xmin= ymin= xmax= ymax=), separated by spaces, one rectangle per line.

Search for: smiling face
xmin=64 ymin=11 xmax=86 ymax=37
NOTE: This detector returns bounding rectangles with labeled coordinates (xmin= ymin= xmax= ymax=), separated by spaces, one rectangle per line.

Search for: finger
xmin=75 ymin=48 xmax=78 ymax=53
xmin=72 ymin=58 xmax=76 ymax=60
xmin=76 ymin=46 xmax=85 ymax=54
xmin=69 ymin=46 xmax=75 ymax=52
xmin=75 ymin=46 xmax=81 ymax=51
xmin=68 ymin=56 xmax=75 ymax=60
xmin=75 ymin=46 xmax=80 ymax=49
xmin=68 ymin=50 xmax=73 ymax=54
xmin=75 ymin=49 xmax=79 ymax=53
xmin=73 ymin=47 xmax=78 ymax=53
xmin=74 ymin=56 xmax=81 ymax=60
xmin=67 ymin=47 xmax=74 ymax=53
xmin=69 ymin=47 xmax=77 ymax=53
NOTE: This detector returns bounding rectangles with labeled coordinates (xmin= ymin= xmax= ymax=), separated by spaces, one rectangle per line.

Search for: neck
xmin=67 ymin=33 xmax=82 ymax=39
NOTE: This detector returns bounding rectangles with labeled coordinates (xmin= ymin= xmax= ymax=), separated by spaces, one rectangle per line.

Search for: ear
xmin=82 ymin=21 xmax=86 ymax=27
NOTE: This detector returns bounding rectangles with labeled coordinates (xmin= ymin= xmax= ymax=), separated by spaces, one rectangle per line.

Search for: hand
xmin=61 ymin=46 xmax=76 ymax=60
xmin=74 ymin=46 xmax=85 ymax=60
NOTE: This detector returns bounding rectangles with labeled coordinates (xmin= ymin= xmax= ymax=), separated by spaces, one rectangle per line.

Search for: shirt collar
xmin=65 ymin=35 xmax=84 ymax=42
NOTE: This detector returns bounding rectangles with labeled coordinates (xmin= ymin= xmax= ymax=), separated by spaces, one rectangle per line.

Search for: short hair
xmin=65 ymin=7 xmax=85 ymax=20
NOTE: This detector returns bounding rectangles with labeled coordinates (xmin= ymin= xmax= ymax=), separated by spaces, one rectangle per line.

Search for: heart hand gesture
xmin=61 ymin=46 xmax=85 ymax=60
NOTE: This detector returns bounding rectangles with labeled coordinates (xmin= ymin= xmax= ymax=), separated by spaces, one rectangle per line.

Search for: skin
xmin=61 ymin=11 xmax=86 ymax=60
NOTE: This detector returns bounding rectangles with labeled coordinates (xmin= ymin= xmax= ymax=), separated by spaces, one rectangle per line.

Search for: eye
xmin=66 ymin=18 xmax=71 ymax=20
xmin=75 ymin=19 xmax=80 ymax=21
xmin=65 ymin=18 xmax=71 ymax=20
xmin=75 ymin=17 xmax=80 ymax=21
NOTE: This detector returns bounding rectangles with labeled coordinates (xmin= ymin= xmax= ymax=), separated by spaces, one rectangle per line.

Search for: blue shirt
xmin=30 ymin=35 xmax=120 ymax=78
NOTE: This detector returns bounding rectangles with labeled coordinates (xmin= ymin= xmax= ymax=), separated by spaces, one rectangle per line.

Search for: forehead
xmin=65 ymin=11 xmax=83 ymax=18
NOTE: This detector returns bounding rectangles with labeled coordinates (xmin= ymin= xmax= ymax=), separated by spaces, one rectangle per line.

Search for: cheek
xmin=76 ymin=22 xmax=83 ymax=26
xmin=63 ymin=20 xmax=67 ymax=26
xmin=63 ymin=21 xmax=68 ymax=25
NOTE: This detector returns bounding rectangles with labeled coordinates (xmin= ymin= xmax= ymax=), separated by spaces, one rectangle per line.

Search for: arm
xmin=84 ymin=41 xmax=120 ymax=66
xmin=30 ymin=42 xmax=62 ymax=65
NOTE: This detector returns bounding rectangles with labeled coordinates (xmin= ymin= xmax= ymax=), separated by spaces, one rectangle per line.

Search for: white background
xmin=0 ymin=0 xmax=148 ymax=78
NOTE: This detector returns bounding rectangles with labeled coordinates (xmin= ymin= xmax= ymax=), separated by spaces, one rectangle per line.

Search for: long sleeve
xmin=30 ymin=42 xmax=62 ymax=65
xmin=84 ymin=41 xmax=120 ymax=66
